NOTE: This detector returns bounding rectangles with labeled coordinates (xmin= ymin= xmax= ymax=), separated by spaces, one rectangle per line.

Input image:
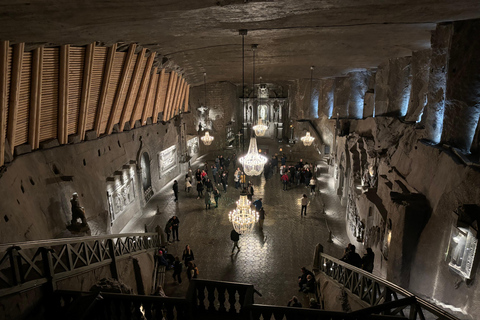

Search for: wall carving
xmin=158 ymin=145 xmax=177 ymax=177
xmin=107 ymin=177 xmax=136 ymax=223
xmin=347 ymin=193 xmax=365 ymax=242
xmin=187 ymin=137 xmax=199 ymax=158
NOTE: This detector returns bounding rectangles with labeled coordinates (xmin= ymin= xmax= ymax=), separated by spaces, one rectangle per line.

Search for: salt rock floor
xmin=122 ymin=152 xmax=349 ymax=307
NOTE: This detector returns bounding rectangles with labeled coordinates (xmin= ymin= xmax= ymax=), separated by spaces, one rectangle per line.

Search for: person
xmin=247 ymin=183 xmax=254 ymax=201
xmin=301 ymin=194 xmax=308 ymax=217
xmin=212 ymin=165 xmax=218 ymax=184
xmin=272 ymin=155 xmax=278 ymax=174
xmin=196 ymin=181 xmax=204 ymax=199
xmin=252 ymin=198 xmax=263 ymax=212
xmin=230 ymin=229 xmax=241 ymax=255
xmin=258 ymin=207 xmax=265 ymax=229
xmin=204 ymin=190 xmax=211 ymax=209
xmin=156 ymin=250 xmax=169 ymax=267
xmin=309 ymin=298 xmax=321 ymax=309
xmin=173 ymin=256 xmax=183 ymax=283
xmin=234 ymin=168 xmax=241 ymax=189
xmin=164 ymin=220 xmax=173 ymax=243
xmin=221 ymin=172 xmax=228 ymax=192
xmin=298 ymin=267 xmax=315 ymax=291
xmin=341 ymin=244 xmax=362 ymax=268
xmin=301 ymin=274 xmax=316 ymax=293
xmin=195 ymin=169 xmax=202 ymax=182
xmin=168 ymin=216 xmax=180 ymax=241
xmin=185 ymin=174 xmax=192 ymax=193
xmin=182 ymin=245 xmax=195 ymax=266
xmin=187 ymin=261 xmax=199 ymax=281
xmin=287 ymin=296 xmax=302 ymax=308
xmin=213 ymin=187 xmax=221 ymax=208
xmin=281 ymin=154 xmax=287 ymax=166
xmin=309 ymin=177 xmax=316 ymax=195
xmin=362 ymin=248 xmax=375 ymax=273
xmin=70 ymin=193 xmax=87 ymax=225
xmin=205 ymin=178 xmax=213 ymax=192
xmin=281 ymin=172 xmax=289 ymax=191
xmin=172 ymin=180 xmax=179 ymax=202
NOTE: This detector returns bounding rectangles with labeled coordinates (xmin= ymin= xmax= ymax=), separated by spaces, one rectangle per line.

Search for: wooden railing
xmin=0 ymin=233 xmax=160 ymax=297
xmin=315 ymin=251 xmax=460 ymax=320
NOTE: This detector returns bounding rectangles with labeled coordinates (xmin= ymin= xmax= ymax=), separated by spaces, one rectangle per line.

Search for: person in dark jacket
xmin=172 ymin=180 xmax=179 ymax=202
xmin=182 ymin=245 xmax=195 ymax=266
xmin=172 ymin=256 xmax=183 ymax=283
xmin=301 ymin=274 xmax=316 ymax=293
xmin=298 ymin=267 xmax=315 ymax=291
xmin=167 ymin=216 xmax=180 ymax=241
xmin=341 ymin=244 xmax=362 ymax=268
xmin=204 ymin=191 xmax=211 ymax=210
xmin=287 ymin=296 xmax=302 ymax=308
xmin=213 ymin=187 xmax=221 ymax=208
xmin=230 ymin=229 xmax=241 ymax=255
xmin=196 ymin=181 xmax=204 ymax=199
xmin=361 ymin=248 xmax=375 ymax=273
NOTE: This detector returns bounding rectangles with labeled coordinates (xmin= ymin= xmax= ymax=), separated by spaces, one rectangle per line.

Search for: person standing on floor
xmin=213 ymin=187 xmax=221 ymax=208
xmin=253 ymin=198 xmax=263 ymax=212
xmin=221 ymin=172 xmax=228 ymax=192
xmin=230 ymin=229 xmax=241 ymax=255
xmin=196 ymin=181 xmax=204 ymax=199
xmin=301 ymin=194 xmax=309 ymax=217
xmin=281 ymin=172 xmax=289 ymax=191
xmin=182 ymin=244 xmax=195 ymax=266
xmin=172 ymin=256 xmax=183 ymax=284
xmin=172 ymin=180 xmax=179 ymax=202
xmin=164 ymin=221 xmax=173 ymax=243
xmin=204 ymin=190 xmax=211 ymax=210
xmin=258 ymin=207 xmax=265 ymax=229
xmin=168 ymin=216 xmax=180 ymax=241
xmin=185 ymin=174 xmax=192 ymax=193
xmin=187 ymin=261 xmax=199 ymax=281
xmin=247 ymin=183 xmax=254 ymax=201
xmin=309 ymin=177 xmax=316 ymax=195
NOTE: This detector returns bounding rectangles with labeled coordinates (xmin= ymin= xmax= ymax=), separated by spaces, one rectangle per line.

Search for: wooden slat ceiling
xmin=0 ymin=42 xmax=189 ymax=166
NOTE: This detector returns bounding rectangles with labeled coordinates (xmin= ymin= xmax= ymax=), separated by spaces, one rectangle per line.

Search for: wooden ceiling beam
xmin=119 ymin=48 xmax=146 ymax=132
xmin=172 ymin=78 xmax=186 ymax=119
xmin=7 ymin=42 xmax=24 ymax=153
xmin=169 ymin=75 xmax=183 ymax=120
xmin=142 ymin=66 xmax=158 ymax=125
xmin=106 ymin=43 xmax=137 ymax=134
xmin=58 ymin=44 xmax=69 ymax=145
xmin=152 ymin=68 xmax=166 ymax=124
xmin=0 ymin=41 xmax=9 ymax=165
xmin=183 ymin=84 xmax=190 ymax=113
xmin=162 ymin=72 xmax=177 ymax=122
xmin=78 ymin=42 xmax=95 ymax=140
xmin=130 ymin=51 xmax=155 ymax=125
xmin=29 ymin=46 xmax=43 ymax=150
xmin=95 ymin=43 xmax=117 ymax=137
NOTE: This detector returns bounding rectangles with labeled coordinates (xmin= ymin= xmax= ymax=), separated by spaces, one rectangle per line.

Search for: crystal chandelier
xmin=253 ymin=118 xmax=268 ymax=136
xmin=201 ymin=131 xmax=214 ymax=145
xmin=301 ymin=132 xmax=315 ymax=146
xmin=229 ymin=194 xmax=259 ymax=234
xmin=239 ymin=136 xmax=267 ymax=176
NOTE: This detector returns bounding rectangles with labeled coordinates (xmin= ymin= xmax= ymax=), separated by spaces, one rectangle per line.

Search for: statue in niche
xmin=247 ymin=105 xmax=253 ymax=123
xmin=67 ymin=192 xmax=90 ymax=233
xmin=273 ymin=103 xmax=279 ymax=122
xmin=258 ymin=104 xmax=268 ymax=122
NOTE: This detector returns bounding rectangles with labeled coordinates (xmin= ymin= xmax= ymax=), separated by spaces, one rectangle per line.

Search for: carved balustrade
xmin=316 ymin=252 xmax=460 ymax=320
xmin=0 ymin=233 xmax=160 ymax=297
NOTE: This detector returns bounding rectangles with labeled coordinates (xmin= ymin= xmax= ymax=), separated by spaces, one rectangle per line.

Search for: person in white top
xmin=309 ymin=177 xmax=316 ymax=195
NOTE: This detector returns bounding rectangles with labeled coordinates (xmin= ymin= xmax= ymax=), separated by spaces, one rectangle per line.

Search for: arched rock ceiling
xmin=1 ymin=0 xmax=480 ymax=86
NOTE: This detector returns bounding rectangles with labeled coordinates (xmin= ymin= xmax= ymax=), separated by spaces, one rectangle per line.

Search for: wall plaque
xmin=158 ymin=145 xmax=177 ymax=176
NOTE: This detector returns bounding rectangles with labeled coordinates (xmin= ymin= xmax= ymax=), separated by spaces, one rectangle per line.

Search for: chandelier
xmin=253 ymin=118 xmax=268 ymax=136
xmin=229 ymin=194 xmax=259 ymax=234
xmin=301 ymin=132 xmax=315 ymax=146
xmin=201 ymin=131 xmax=214 ymax=145
xmin=239 ymin=136 xmax=267 ymax=176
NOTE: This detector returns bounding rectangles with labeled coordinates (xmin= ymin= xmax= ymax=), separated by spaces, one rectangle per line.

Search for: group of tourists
xmin=286 ymin=266 xmax=320 ymax=309
xmin=340 ymin=243 xmax=375 ymax=273
xmin=280 ymin=158 xmax=317 ymax=194
xmin=156 ymin=243 xmax=199 ymax=285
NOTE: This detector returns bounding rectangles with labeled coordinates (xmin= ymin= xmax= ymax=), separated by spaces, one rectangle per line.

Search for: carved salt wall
xmin=0 ymin=120 xmax=183 ymax=242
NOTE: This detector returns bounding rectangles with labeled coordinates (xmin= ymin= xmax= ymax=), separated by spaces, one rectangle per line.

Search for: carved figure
xmin=70 ymin=193 xmax=87 ymax=226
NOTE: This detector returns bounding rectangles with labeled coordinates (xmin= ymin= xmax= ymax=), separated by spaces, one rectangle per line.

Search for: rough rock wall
xmin=288 ymin=78 xmax=321 ymax=120
xmin=189 ymin=81 xmax=237 ymax=151
xmin=0 ymin=121 xmax=183 ymax=243
xmin=405 ymin=49 xmax=431 ymax=122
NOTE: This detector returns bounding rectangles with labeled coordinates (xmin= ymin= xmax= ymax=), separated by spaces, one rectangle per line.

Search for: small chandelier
xmin=229 ymin=194 xmax=259 ymax=234
xmin=253 ymin=118 xmax=268 ymax=136
xmin=201 ymin=131 xmax=214 ymax=145
xmin=239 ymin=137 xmax=267 ymax=176
xmin=301 ymin=132 xmax=315 ymax=146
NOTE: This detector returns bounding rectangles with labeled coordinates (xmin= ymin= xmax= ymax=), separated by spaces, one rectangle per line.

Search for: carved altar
xmin=241 ymin=84 xmax=286 ymax=140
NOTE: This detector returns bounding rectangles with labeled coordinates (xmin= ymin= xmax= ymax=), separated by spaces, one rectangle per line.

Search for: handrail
xmin=0 ymin=232 xmax=158 ymax=250
xmin=0 ymin=232 xmax=161 ymax=298
xmin=318 ymin=252 xmax=461 ymax=320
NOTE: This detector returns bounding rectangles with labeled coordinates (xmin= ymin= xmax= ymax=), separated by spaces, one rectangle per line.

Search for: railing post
xmin=108 ymin=238 xmax=119 ymax=279
xmin=41 ymin=247 xmax=56 ymax=292
xmin=313 ymin=243 xmax=323 ymax=270
xmin=8 ymin=246 xmax=21 ymax=285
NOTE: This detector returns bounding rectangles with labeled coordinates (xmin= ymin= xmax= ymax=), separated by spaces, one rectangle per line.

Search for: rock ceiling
xmin=1 ymin=0 xmax=480 ymax=86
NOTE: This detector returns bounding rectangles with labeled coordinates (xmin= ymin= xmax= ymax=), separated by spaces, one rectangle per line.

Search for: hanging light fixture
xmin=301 ymin=66 xmax=315 ymax=147
xmin=240 ymin=136 xmax=267 ymax=176
xmin=251 ymin=44 xmax=267 ymax=137
xmin=229 ymin=194 xmax=259 ymax=234
xmin=200 ymin=72 xmax=214 ymax=146
xmin=201 ymin=131 xmax=214 ymax=145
